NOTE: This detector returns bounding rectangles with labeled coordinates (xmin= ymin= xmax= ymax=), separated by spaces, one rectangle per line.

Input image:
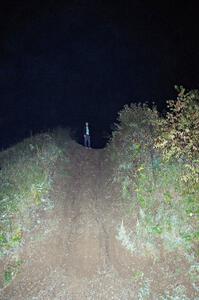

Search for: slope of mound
xmin=0 ymin=132 xmax=197 ymax=299
xmin=0 ymin=139 xmax=137 ymax=299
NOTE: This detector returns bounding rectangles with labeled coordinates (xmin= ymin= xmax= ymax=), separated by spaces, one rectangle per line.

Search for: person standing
xmin=84 ymin=122 xmax=91 ymax=148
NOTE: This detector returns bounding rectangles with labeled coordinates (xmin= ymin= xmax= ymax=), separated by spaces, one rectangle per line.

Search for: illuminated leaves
xmin=155 ymin=86 xmax=199 ymax=161
xmin=155 ymin=86 xmax=199 ymax=188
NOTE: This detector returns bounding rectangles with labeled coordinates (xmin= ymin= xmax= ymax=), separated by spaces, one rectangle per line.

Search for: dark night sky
xmin=0 ymin=0 xmax=199 ymax=148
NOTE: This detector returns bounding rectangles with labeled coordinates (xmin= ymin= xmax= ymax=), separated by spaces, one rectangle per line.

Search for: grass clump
xmin=0 ymin=130 xmax=67 ymax=257
xmin=4 ymin=259 xmax=23 ymax=286
xmin=159 ymin=285 xmax=190 ymax=300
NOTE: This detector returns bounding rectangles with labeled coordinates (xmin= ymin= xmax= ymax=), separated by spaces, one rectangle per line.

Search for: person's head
xmin=86 ymin=122 xmax=88 ymax=126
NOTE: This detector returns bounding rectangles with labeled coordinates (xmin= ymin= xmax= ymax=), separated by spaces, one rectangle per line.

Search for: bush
xmin=108 ymin=103 xmax=160 ymax=199
xmin=155 ymin=86 xmax=199 ymax=190
xmin=108 ymin=99 xmax=198 ymax=266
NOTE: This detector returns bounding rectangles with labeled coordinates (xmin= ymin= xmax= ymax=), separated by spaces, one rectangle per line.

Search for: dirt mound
xmin=0 ymin=142 xmax=139 ymax=299
xmin=1 ymin=141 xmax=195 ymax=299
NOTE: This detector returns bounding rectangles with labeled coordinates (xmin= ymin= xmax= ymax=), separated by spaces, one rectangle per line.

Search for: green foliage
xmin=132 ymin=271 xmax=144 ymax=282
xmin=0 ymin=131 xmax=67 ymax=256
xmin=4 ymin=268 xmax=13 ymax=285
xmin=155 ymin=86 xmax=199 ymax=189
xmin=4 ymin=259 xmax=23 ymax=286
xmin=156 ymin=86 xmax=199 ymax=160
xmin=108 ymin=97 xmax=198 ymax=295
xmin=108 ymin=103 xmax=159 ymax=199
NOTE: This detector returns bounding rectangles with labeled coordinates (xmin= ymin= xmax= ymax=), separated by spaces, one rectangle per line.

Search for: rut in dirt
xmin=1 ymin=141 xmax=138 ymax=300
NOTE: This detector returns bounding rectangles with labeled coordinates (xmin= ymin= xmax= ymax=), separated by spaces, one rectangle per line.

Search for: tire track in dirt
xmin=90 ymin=150 xmax=112 ymax=270
xmin=63 ymin=146 xmax=108 ymax=278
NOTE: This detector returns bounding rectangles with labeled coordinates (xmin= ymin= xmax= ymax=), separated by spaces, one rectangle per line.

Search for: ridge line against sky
xmin=0 ymin=0 xmax=198 ymax=147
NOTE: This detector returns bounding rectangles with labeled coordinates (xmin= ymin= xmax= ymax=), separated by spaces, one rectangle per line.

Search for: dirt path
xmin=1 ymin=142 xmax=141 ymax=299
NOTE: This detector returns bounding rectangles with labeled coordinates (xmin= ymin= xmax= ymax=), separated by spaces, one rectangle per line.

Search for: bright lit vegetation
xmin=108 ymin=86 xmax=199 ymax=298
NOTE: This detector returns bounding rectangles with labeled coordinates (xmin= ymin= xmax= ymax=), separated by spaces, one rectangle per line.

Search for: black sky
xmin=0 ymin=0 xmax=199 ymax=148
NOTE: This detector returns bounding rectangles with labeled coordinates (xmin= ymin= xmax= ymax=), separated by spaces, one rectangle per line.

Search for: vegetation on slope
xmin=0 ymin=129 xmax=68 ymax=258
xmin=108 ymin=86 xmax=199 ymax=298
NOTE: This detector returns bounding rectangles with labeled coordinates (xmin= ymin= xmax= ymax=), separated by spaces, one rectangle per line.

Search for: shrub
xmin=155 ymin=86 xmax=199 ymax=190
xmin=108 ymin=98 xmax=198 ymax=286
xmin=108 ymin=103 xmax=160 ymax=199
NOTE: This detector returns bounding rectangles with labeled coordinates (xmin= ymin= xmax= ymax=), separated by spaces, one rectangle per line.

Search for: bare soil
xmin=0 ymin=141 xmax=197 ymax=299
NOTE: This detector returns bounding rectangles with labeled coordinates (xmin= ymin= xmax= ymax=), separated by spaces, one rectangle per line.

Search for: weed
xmin=189 ymin=263 xmax=199 ymax=292
xmin=137 ymin=279 xmax=151 ymax=300
xmin=116 ymin=220 xmax=135 ymax=253
xmin=4 ymin=259 xmax=23 ymax=286
xmin=159 ymin=285 xmax=190 ymax=300
xmin=132 ymin=271 xmax=144 ymax=282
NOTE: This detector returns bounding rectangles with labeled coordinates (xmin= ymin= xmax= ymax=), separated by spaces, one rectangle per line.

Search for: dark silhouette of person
xmin=84 ymin=122 xmax=91 ymax=148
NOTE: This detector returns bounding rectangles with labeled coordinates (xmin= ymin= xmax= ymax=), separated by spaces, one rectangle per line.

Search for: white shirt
xmin=86 ymin=124 xmax=89 ymax=135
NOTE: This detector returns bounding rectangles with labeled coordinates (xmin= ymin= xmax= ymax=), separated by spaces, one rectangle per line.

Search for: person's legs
xmin=87 ymin=135 xmax=91 ymax=148
xmin=84 ymin=134 xmax=87 ymax=147
xmin=84 ymin=135 xmax=90 ymax=148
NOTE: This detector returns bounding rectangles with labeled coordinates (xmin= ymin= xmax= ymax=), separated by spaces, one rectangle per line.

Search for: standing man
xmin=84 ymin=122 xmax=91 ymax=148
